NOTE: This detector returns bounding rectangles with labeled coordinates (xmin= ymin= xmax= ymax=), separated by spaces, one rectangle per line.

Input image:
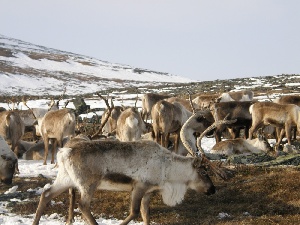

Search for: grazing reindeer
xmin=249 ymin=101 xmax=300 ymax=148
xmin=210 ymin=133 xmax=272 ymax=155
xmin=141 ymin=93 xmax=170 ymax=121
xmin=216 ymin=90 xmax=254 ymax=102
xmin=0 ymin=135 xmax=18 ymax=184
xmin=211 ymin=101 xmax=253 ymax=143
xmin=32 ymin=136 xmax=231 ymax=225
xmin=0 ymin=110 xmax=25 ymax=155
xmin=39 ymin=108 xmax=76 ymax=165
xmin=116 ymin=107 xmax=147 ymax=141
xmin=151 ymin=100 xmax=192 ymax=152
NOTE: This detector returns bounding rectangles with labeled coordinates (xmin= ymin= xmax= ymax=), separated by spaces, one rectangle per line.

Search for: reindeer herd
xmin=1 ymin=90 xmax=300 ymax=225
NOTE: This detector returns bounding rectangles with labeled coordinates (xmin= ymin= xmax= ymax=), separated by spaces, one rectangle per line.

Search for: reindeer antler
xmin=196 ymin=115 xmax=236 ymax=154
xmin=201 ymin=156 xmax=235 ymax=180
xmin=187 ymin=90 xmax=196 ymax=114
xmin=22 ymin=96 xmax=37 ymax=120
xmin=91 ymin=93 xmax=114 ymax=139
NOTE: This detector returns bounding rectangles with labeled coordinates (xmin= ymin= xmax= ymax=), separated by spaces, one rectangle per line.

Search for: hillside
xmin=0 ymin=34 xmax=194 ymax=96
xmin=2 ymin=34 xmax=300 ymax=98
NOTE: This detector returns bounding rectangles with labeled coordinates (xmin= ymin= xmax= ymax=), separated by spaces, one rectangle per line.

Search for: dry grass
xmin=2 ymin=166 xmax=300 ymax=224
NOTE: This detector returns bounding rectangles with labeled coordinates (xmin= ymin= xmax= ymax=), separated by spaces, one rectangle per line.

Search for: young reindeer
xmin=32 ymin=134 xmax=232 ymax=225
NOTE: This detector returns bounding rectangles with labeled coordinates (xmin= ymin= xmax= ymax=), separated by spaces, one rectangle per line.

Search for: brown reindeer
xmin=101 ymin=106 xmax=124 ymax=135
xmin=39 ymin=108 xmax=76 ymax=165
xmin=192 ymin=94 xmax=219 ymax=110
xmin=0 ymin=110 xmax=25 ymax=155
xmin=211 ymin=101 xmax=253 ymax=143
xmin=166 ymin=96 xmax=193 ymax=111
xmin=141 ymin=93 xmax=171 ymax=121
xmin=273 ymin=95 xmax=300 ymax=140
xmin=274 ymin=95 xmax=300 ymax=105
xmin=151 ymin=100 xmax=192 ymax=153
xmin=249 ymin=101 xmax=300 ymax=148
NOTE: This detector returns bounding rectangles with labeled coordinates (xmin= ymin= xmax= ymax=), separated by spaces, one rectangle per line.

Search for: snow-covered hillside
xmin=0 ymin=34 xmax=194 ymax=96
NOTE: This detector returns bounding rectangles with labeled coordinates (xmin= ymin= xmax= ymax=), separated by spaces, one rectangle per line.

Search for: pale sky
xmin=1 ymin=0 xmax=300 ymax=81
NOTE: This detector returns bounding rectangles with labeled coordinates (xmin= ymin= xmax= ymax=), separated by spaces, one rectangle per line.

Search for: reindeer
xmin=249 ymin=101 xmax=300 ymax=148
xmin=216 ymin=90 xmax=254 ymax=102
xmin=273 ymin=95 xmax=300 ymax=140
xmin=166 ymin=96 xmax=193 ymax=111
xmin=211 ymin=101 xmax=253 ymax=143
xmin=0 ymin=110 xmax=25 ymax=155
xmin=273 ymin=95 xmax=300 ymax=105
xmin=0 ymin=135 xmax=18 ymax=184
xmin=116 ymin=107 xmax=147 ymax=141
xmin=32 ymin=135 xmax=232 ymax=225
xmin=210 ymin=132 xmax=272 ymax=156
xmin=141 ymin=93 xmax=170 ymax=121
xmin=39 ymin=108 xmax=76 ymax=165
xmin=101 ymin=106 xmax=124 ymax=135
xmin=192 ymin=94 xmax=218 ymax=110
xmin=151 ymin=100 xmax=192 ymax=153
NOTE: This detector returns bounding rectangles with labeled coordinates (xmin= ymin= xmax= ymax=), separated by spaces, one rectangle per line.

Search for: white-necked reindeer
xmin=32 ymin=129 xmax=232 ymax=225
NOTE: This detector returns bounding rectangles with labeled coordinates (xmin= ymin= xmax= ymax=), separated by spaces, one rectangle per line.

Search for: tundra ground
xmin=1 ymin=165 xmax=300 ymax=225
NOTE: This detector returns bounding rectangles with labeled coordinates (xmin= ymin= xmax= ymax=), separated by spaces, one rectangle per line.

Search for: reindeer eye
xmin=198 ymin=168 xmax=207 ymax=176
xmin=8 ymin=163 xmax=14 ymax=169
xmin=201 ymin=170 xmax=207 ymax=176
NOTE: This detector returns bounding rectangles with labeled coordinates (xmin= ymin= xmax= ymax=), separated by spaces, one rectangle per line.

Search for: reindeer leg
xmin=244 ymin=125 xmax=250 ymax=139
xmin=249 ymin=123 xmax=261 ymax=140
xmin=33 ymin=182 xmax=70 ymax=225
xmin=78 ymin=184 xmax=98 ymax=225
xmin=174 ymin=130 xmax=180 ymax=154
xmin=276 ymin=128 xmax=286 ymax=147
xmin=140 ymin=193 xmax=151 ymax=225
xmin=121 ymin=183 xmax=149 ymax=225
xmin=43 ymin=136 xmax=49 ymax=165
xmin=66 ymin=188 xmax=76 ymax=225
xmin=215 ymin=127 xmax=223 ymax=143
xmin=285 ymin=124 xmax=292 ymax=145
xmin=51 ymin=139 xmax=58 ymax=164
